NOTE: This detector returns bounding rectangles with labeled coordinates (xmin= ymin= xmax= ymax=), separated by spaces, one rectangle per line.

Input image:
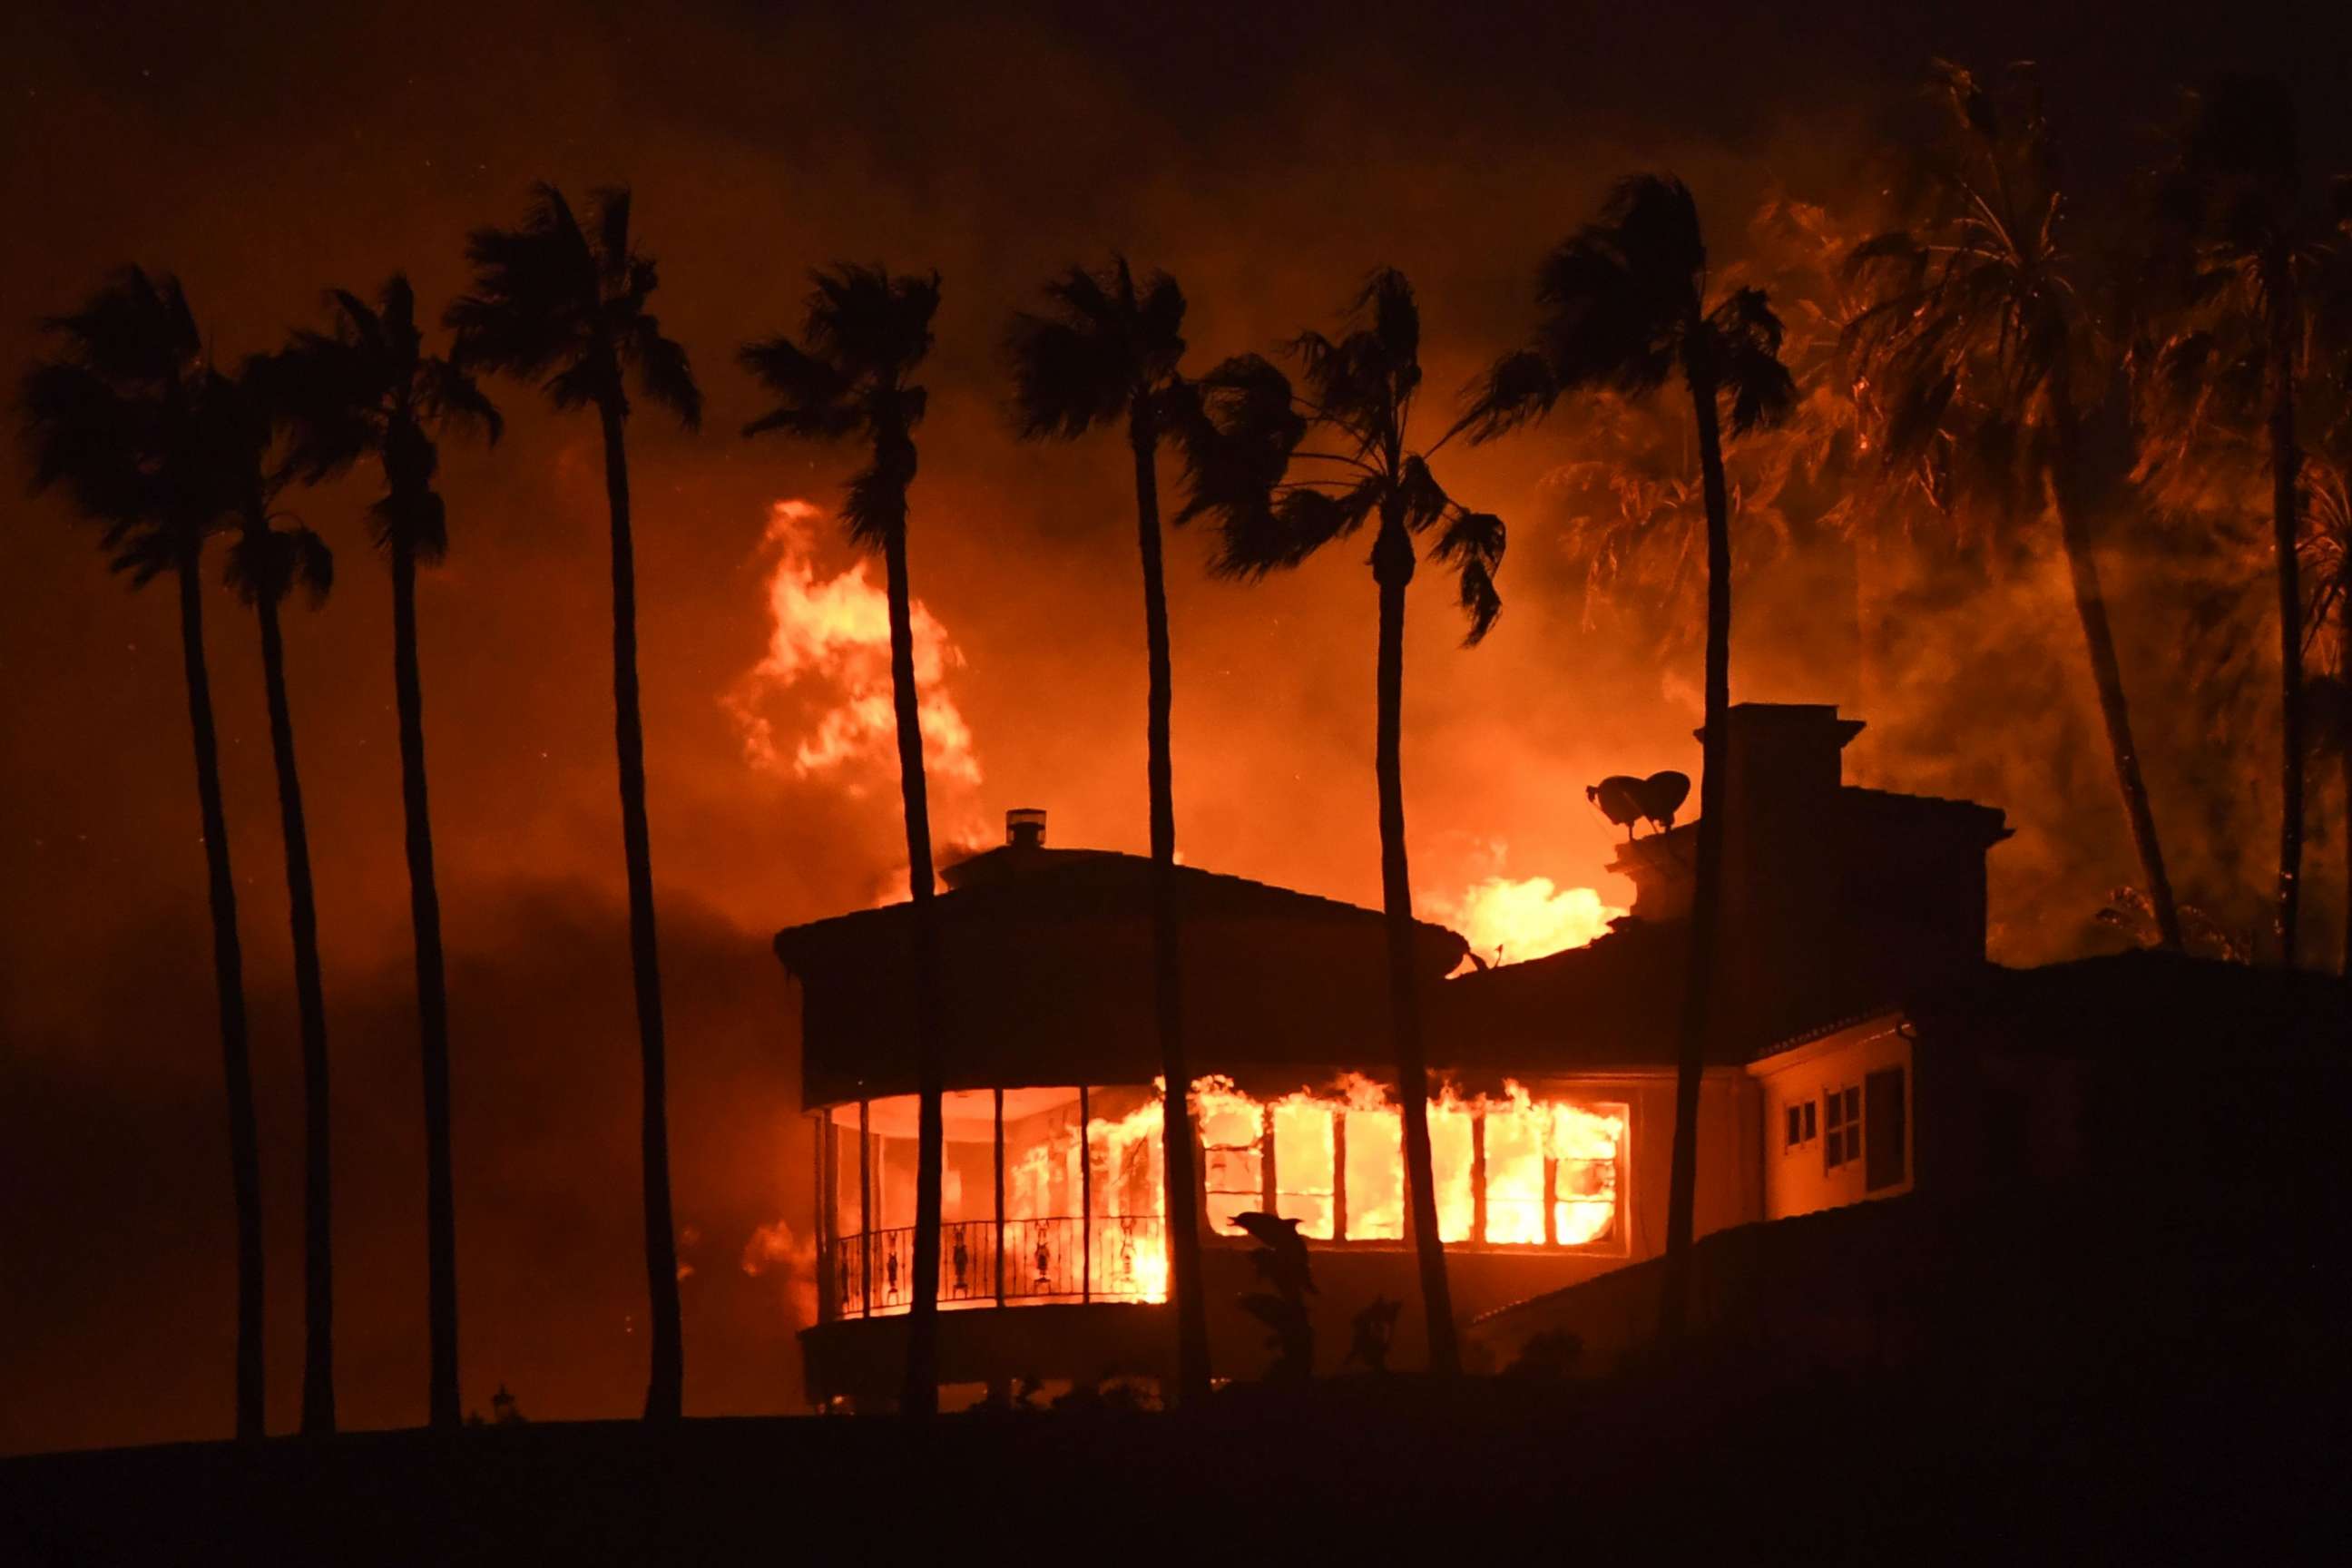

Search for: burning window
xmin=1271 ymin=1098 xmax=1336 ymax=1240
xmin=817 ymin=1075 xmax=1629 ymax=1325
xmin=1196 ymin=1080 xmax=1265 ymax=1236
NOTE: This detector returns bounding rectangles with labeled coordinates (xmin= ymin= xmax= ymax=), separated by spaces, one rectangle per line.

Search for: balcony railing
xmin=828 ymin=1215 xmax=1166 ymax=1318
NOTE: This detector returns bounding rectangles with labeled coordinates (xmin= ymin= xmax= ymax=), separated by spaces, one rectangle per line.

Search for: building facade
xmin=774 ymin=703 xmax=2018 ymax=1405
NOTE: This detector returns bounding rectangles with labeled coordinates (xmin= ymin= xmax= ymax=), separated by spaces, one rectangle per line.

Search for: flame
xmin=1437 ymin=876 xmax=1627 ymax=966
xmin=726 ymin=499 xmax=981 ymax=789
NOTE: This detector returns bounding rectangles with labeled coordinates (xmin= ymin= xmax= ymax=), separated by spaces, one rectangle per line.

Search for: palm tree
xmin=211 ymin=366 xmax=340 ymax=1435
xmin=446 ymin=184 xmax=701 ymax=1422
xmin=1004 ymin=257 xmax=1210 ymax=1403
xmin=1183 ymin=269 xmax=1506 ymax=1376
xmin=19 ymin=270 xmax=264 ymax=1437
xmin=254 ymin=276 xmax=501 ymax=1430
xmin=1462 ymin=175 xmax=1795 ymax=1342
xmin=1843 ymin=61 xmax=2184 ymax=951
xmin=740 ymin=264 xmax=946 ymax=1414
xmin=2145 ymin=75 xmax=2348 ymax=965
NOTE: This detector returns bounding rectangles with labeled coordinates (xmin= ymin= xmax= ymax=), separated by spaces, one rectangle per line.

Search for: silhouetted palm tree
xmin=740 ymin=264 xmax=947 ymax=1414
xmin=255 ymin=276 xmax=502 ymax=1429
xmin=1463 ymin=175 xmax=1795 ymax=1342
xmin=1845 ymin=61 xmax=2184 ymax=950
xmin=2145 ymin=75 xmax=2350 ymax=965
xmin=211 ymin=366 xmax=340 ymax=1435
xmin=1183 ymin=269 xmax=1505 ymax=1376
xmin=446 ymin=184 xmax=701 ymax=1422
xmin=1004 ymin=257 xmax=1210 ymax=1403
xmin=20 ymin=270 xmax=265 ymax=1437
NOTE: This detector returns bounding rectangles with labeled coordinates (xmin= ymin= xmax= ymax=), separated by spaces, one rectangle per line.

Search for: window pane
xmin=1196 ymin=1084 xmax=1264 ymax=1238
xmin=1429 ymin=1102 xmax=1476 ymax=1242
xmin=1483 ymin=1103 xmax=1546 ymax=1244
xmin=1088 ymin=1085 xmax=1167 ymax=1301
xmin=1786 ymin=1106 xmax=1802 ymax=1148
xmin=1344 ymin=1107 xmax=1404 ymax=1240
xmin=1272 ymin=1102 xmax=1334 ymax=1240
xmin=1803 ymin=1101 xmax=1817 ymax=1139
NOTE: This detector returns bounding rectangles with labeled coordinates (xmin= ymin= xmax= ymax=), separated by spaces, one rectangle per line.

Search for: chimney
xmin=1608 ymin=703 xmax=1865 ymax=922
xmin=1005 ymin=808 xmax=1047 ymax=850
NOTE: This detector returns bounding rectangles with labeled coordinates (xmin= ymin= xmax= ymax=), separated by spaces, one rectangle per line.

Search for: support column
xmin=1330 ymin=1109 xmax=1348 ymax=1243
xmin=993 ymin=1088 xmax=1006 ymax=1307
xmin=1080 ymin=1086 xmax=1093 ymax=1303
xmin=858 ymin=1099 xmax=873 ymax=1316
xmin=1471 ymin=1109 xmax=1488 ymax=1247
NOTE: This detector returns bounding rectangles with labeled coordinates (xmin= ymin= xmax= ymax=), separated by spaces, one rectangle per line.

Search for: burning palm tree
xmin=1180 ymin=268 xmax=1505 ymax=1376
xmin=2141 ymin=74 xmax=2351 ymax=965
xmin=446 ymin=183 xmax=702 ymax=1423
xmin=19 ymin=270 xmax=265 ymax=1437
xmin=1004 ymin=256 xmax=1212 ymax=1403
xmin=254 ymin=275 xmax=502 ymax=1429
xmin=1462 ymin=174 xmax=1795 ymax=1341
xmin=1844 ymin=60 xmax=2184 ymax=951
xmin=740 ymin=264 xmax=949 ymax=1415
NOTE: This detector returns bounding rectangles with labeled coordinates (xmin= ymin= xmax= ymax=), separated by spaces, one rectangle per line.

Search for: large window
xmin=816 ymin=1078 xmax=1630 ymax=1323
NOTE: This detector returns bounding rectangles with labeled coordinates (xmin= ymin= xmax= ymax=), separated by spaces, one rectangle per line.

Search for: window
xmin=1783 ymin=1098 xmax=1818 ymax=1151
xmin=1824 ymin=1085 xmax=1862 ymax=1170
xmin=1198 ymin=1091 xmax=1265 ymax=1236
xmin=1270 ymin=1101 xmax=1335 ymax=1240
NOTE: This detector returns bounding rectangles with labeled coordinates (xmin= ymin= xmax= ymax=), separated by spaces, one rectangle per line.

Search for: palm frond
xmin=624 ymin=312 xmax=701 ymax=430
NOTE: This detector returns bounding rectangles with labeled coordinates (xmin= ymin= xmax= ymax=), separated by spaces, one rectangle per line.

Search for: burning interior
xmin=818 ymin=1077 xmax=1628 ymax=1319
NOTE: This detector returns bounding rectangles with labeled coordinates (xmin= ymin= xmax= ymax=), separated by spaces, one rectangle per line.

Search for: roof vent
xmin=1005 ymin=808 xmax=1047 ymax=850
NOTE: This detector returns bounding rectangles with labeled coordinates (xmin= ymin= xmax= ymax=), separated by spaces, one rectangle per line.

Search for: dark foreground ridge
xmin=3 ymin=1338 xmax=2336 ymax=1563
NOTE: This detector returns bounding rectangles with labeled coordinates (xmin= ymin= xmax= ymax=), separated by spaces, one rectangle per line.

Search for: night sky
xmin=4 ymin=0 xmax=2345 ymax=1450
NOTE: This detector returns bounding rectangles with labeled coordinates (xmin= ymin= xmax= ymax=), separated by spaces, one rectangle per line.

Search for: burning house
xmin=774 ymin=701 xmax=2060 ymax=1405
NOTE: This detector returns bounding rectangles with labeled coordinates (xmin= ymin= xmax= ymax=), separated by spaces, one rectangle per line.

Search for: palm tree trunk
xmin=880 ymin=482 xmax=946 ymax=1419
xmin=1659 ymin=369 xmax=1730 ymax=1344
xmin=1131 ymin=407 xmax=1209 ymax=1404
xmin=596 ymin=396 xmax=683 ymax=1423
xmin=255 ymin=592 xmax=336 ymax=1436
xmin=176 ymin=550 xmax=263 ymax=1439
xmin=392 ymin=535 xmax=462 ymax=1430
xmin=1373 ymin=509 xmax=1458 ymax=1375
xmin=2267 ymin=286 xmax=2304 ymax=966
xmin=2049 ymin=388 xmax=2182 ymax=950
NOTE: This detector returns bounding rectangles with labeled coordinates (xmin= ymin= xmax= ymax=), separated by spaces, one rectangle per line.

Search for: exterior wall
xmin=1749 ymin=1016 xmax=1914 ymax=1220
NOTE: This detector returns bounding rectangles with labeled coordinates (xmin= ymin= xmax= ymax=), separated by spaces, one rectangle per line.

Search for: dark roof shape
xmin=775 ymin=846 xmax=1467 ymax=973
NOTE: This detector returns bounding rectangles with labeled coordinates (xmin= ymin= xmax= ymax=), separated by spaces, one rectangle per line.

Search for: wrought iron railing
xmin=827 ymin=1215 xmax=1166 ymax=1319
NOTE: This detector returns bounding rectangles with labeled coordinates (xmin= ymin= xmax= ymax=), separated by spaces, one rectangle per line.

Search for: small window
xmin=1824 ymin=1086 xmax=1862 ymax=1170
xmin=1784 ymin=1099 xmax=1818 ymax=1151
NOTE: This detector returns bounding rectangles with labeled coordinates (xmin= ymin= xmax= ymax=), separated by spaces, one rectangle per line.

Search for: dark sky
xmin=3 ymin=0 xmax=2345 ymax=1451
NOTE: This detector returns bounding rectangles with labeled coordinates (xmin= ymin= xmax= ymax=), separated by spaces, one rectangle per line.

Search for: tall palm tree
xmin=446 ymin=184 xmax=701 ymax=1422
xmin=211 ymin=366 xmax=340 ymax=1435
xmin=740 ymin=264 xmax=946 ymax=1414
xmin=2145 ymin=75 xmax=2348 ymax=965
xmin=1004 ymin=257 xmax=1210 ymax=1403
xmin=1844 ymin=61 xmax=2184 ymax=951
xmin=19 ymin=270 xmax=264 ymax=1437
xmin=1463 ymin=175 xmax=1795 ymax=1342
xmin=254 ymin=276 xmax=501 ymax=1429
xmin=1183 ymin=269 xmax=1505 ymax=1376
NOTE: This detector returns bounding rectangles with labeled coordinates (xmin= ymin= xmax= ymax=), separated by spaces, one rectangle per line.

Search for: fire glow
xmin=726 ymin=498 xmax=981 ymax=789
xmin=824 ymin=1075 xmax=1627 ymax=1318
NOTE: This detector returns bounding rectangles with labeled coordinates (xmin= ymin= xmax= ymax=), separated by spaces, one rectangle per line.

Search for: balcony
xmin=828 ymin=1214 xmax=1167 ymax=1318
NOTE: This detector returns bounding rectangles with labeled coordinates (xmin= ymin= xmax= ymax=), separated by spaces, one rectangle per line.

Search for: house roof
xmin=776 ymin=846 xmax=1469 ymax=1104
xmin=773 ymin=846 xmax=1466 ymax=975
xmin=1429 ymin=918 xmax=1696 ymax=1071
xmin=1904 ymin=951 xmax=2350 ymax=1062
